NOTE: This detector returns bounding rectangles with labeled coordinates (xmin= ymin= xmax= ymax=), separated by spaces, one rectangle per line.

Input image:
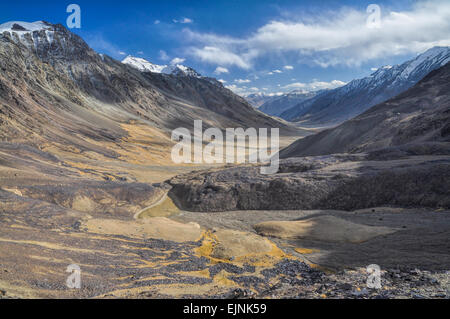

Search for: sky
xmin=1 ymin=0 xmax=450 ymax=96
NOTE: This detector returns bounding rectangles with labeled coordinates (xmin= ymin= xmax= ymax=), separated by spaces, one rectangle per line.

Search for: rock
xmin=352 ymin=288 xmax=369 ymax=297
xmin=169 ymin=155 xmax=450 ymax=212
xmin=338 ymin=283 xmax=353 ymax=291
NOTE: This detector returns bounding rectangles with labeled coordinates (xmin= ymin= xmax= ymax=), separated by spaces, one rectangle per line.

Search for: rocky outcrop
xmin=168 ymin=154 xmax=450 ymax=212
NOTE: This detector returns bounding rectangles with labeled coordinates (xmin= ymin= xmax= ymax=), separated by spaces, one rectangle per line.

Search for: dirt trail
xmin=133 ymin=192 xmax=170 ymax=219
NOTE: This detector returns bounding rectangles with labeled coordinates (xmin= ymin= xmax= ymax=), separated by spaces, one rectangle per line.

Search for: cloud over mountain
xmin=184 ymin=0 xmax=450 ymax=68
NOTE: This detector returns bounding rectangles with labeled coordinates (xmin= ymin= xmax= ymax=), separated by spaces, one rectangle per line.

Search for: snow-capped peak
xmin=399 ymin=46 xmax=450 ymax=80
xmin=0 ymin=21 xmax=52 ymax=33
xmin=352 ymin=46 xmax=450 ymax=92
xmin=289 ymin=89 xmax=310 ymax=95
xmin=0 ymin=20 xmax=65 ymax=51
xmin=162 ymin=64 xmax=201 ymax=77
xmin=122 ymin=56 xmax=166 ymax=73
xmin=122 ymin=55 xmax=201 ymax=77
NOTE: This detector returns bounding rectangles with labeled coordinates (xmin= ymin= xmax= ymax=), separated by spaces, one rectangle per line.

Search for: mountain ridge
xmin=258 ymin=90 xmax=322 ymax=117
xmin=122 ymin=55 xmax=202 ymax=78
xmin=0 ymin=20 xmax=296 ymax=134
xmin=279 ymin=62 xmax=450 ymax=158
xmin=280 ymin=46 xmax=450 ymax=125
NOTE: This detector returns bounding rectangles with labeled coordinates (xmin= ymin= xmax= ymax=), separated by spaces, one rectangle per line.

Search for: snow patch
xmin=122 ymin=56 xmax=167 ymax=73
xmin=122 ymin=55 xmax=201 ymax=77
xmin=0 ymin=21 xmax=51 ymax=33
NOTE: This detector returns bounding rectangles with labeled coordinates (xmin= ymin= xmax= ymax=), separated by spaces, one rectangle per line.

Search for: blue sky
xmin=1 ymin=0 xmax=449 ymax=95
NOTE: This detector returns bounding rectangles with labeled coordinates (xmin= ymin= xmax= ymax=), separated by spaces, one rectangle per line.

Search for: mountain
xmin=122 ymin=55 xmax=201 ymax=77
xmin=0 ymin=21 xmax=295 ymax=141
xmin=281 ymin=46 xmax=450 ymax=125
xmin=280 ymin=62 xmax=450 ymax=158
xmin=244 ymin=92 xmax=279 ymax=108
xmin=121 ymin=55 xmax=167 ymax=73
xmin=259 ymin=90 xmax=321 ymax=117
xmin=0 ymin=19 xmax=302 ymax=192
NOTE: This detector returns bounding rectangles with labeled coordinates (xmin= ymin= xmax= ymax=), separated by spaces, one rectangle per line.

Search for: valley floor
xmin=1 ymin=189 xmax=449 ymax=298
xmin=0 ymin=134 xmax=449 ymax=299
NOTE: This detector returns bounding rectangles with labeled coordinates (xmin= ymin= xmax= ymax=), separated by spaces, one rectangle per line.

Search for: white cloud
xmin=234 ymin=79 xmax=251 ymax=83
xmin=118 ymin=51 xmax=127 ymax=56
xmin=272 ymin=69 xmax=282 ymax=73
xmin=137 ymin=51 xmax=144 ymax=55
xmin=191 ymin=46 xmax=251 ymax=69
xmin=284 ymin=65 xmax=294 ymax=70
xmin=174 ymin=18 xmax=194 ymax=24
xmin=225 ymin=84 xmax=244 ymax=93
xmin=214 ymin=66 xmax=229 ymax=75
xmin=225 ymin=84 xmax=260 ymax=96
xmin=184 ymin=0 xmax=450 ymax=68
xmin=267 ymin=72 xmax=274 ymax=75
xmin=283 ymin=80 xmax=346 ymax=91
xmin=170 ymin=57 xmax=186 ymax=65
xmin=181 ymin=18 xmax=194 ymax=24
xmin=154 ymin=20 xmax=160 ymax=25
xmin=159 ymin=50 xmax=170 ymax=61
xmin=268 ymin=92 xmax=284 ymax=96
xmin=218 ymin=79 xmax=227 ymax=83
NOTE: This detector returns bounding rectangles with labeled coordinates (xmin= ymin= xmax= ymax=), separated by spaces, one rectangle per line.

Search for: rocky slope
xmin=281 ymin=46 xmax=450 ymax=125
xmin=0 ymin=21 xmax=297 ymax=151
xmin=280 ymin=62 xmax=450 ymax=158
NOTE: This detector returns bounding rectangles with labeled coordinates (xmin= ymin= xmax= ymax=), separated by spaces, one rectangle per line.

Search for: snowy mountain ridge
xmin=122 ymin=55 xmax=201 ymax=77
xmin=281 ymin=46 xmax=450 ymax=124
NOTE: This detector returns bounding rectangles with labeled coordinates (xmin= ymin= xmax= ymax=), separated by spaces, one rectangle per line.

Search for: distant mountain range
xmin=258 ymin=90 xmax=322 ymax=117
xmin=244 ymin=92 xmax=280 ymax=108
xmin=279 ymin=46 xmax=450 ymax=125
xmin=280 ymin=61 xmax=450 ymax=158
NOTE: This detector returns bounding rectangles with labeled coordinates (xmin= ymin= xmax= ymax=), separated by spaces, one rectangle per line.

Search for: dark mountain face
xmin=280 ymin=62 xmax=450 ymax=158
xmin=280 ymin=47 xmax=450 ymax=125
